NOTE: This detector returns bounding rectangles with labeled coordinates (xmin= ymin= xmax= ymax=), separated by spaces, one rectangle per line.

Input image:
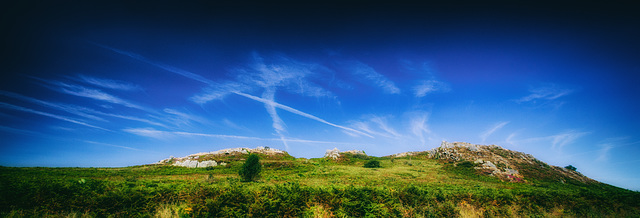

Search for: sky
xmin=1 ymin=1 xmax=639 ymax=190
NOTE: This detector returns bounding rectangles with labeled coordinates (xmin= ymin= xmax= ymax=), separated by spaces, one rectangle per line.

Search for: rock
xmin=324 ymin=148 xmax=340 ymax=159
xmin=483 ymin=161 xmax=497 ymax=169
xmin=474 ymin=159 xmax=484 ymax=164
xmin=441 ymin=141 xmax=481 ymax=151
xmin=390 ymin=151 xmax=419 ymax=158
xmin=197 ymin=160 xmax=217 ymax=168
xmin=220 ymin=162 xmax=227 ymax=166
xmin=173 ymin=160 xmax=199 ymax=168
xmin=343 ymin=150 xmax=366 ymax=155
xmin=505 ymin=168 xmax=519 ymax=175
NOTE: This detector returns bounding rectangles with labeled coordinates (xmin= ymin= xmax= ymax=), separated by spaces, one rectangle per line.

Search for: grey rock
xmin=324 ymin=148 xmax=340 ymax=159
xmin=483 ymin=161 xmax=497 ymax=169
xmin=197 ymin=160 xmax=217 ymax=168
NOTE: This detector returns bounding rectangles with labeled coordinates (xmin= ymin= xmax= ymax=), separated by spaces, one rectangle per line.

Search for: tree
xmin=364 ymin=159 xmax=381 ymax=168
xmin=564 ymin=165 xmax=577 ymax=171
xmin=239 ymin=153 xmax=262 ymax=182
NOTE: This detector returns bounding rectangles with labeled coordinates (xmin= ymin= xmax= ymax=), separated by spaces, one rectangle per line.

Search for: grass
xmin=1 ymin=156 xmax=638 ymax=217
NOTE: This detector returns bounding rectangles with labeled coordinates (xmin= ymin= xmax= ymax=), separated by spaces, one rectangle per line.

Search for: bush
xmin=239 ymin=154 xmax=262 ymax=182
xmin=364 ymin=160 xmax=381 ymax=168
xmin=565 ymin=165 xmax=577 ymax=171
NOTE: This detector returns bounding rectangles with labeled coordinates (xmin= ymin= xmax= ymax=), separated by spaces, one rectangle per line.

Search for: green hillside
xmin=1 ymin=144 xmax=639 ymax=217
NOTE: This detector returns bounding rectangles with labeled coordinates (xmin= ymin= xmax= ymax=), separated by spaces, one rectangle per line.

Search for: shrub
xmin=364 ymin=160 xmax=381 ymax=168
xmin=239 ymin=154 xmax=262 ymax=182
xmin=564 ymin=165 xmax=577 ymax=171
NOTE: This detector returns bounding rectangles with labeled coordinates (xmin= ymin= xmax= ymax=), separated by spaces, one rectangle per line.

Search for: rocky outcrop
xmin=324 ymin=148 xmax=367 ymax=160
xmin=185 ymin=146 xmax=285 ymax=158
xmin=172 ymin=160 xmax=218 ymax=168
xmin=324 ymin=148 xmax=340 ymax=159
xmin=159 ymin=146 xmax=287 ymax=168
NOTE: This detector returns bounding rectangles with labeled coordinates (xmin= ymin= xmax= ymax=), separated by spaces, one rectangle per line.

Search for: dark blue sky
xmin=1 ymin=1 xmax=639 ymax=190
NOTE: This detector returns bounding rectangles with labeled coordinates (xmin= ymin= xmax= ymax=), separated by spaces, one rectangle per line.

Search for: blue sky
xmin=1 ymin=1 xmax=639 ymax=190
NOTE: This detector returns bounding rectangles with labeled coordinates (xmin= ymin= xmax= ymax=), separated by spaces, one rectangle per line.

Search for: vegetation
xmin=565 ymin=165 xmax=577 ymax=171
xmin=239 ymin=153 xmax=262 ymax=182
xmin=0 ymin=154 xmax=638 ymax=217
xmin=363 ymin=159 xmax=381 ymax=168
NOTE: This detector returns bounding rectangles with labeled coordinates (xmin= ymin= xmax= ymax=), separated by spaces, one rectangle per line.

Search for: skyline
xmin=1 ymin=1 xmax=639 ymax=191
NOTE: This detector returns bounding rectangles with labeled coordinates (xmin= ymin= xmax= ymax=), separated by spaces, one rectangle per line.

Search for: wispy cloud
xmin=123 ymin=128 xmax=363 ymax=146
xmin=551 ymin=131 xmax=588 ymax=150
xmin=234 ymin=91 xmax=372 ymax=137
xmin=0 ymin=102 xmax=110 ymax=131
xmin=161 ymin=108 xmax=210 ymax=127
xmin=34 ymin=78 xmax=149 ymax=111
xmin=346 ymin=61 xmax=400 ymax=94
xmin=597 ymin=143 xmax=614 ymax=162
xmin=509 ymin=130 xmax=589 ymax=151
xmin=123 ymin=128 xmax=172 ymax=139
xmin=0 ymin=90 xmax=166 ymax=128
xmin=83 ymin=140 xmax=142 ymax=151
xmin=0 ymin=125 xmax=50 ymax=137
xmin=76 ymin=75 xmax=141 ymax=91
xmin=480 ymin=121 xmax=509 ymax=143
xmin=410 ymin=112 xmax=431 ymax=146
xmin=413 ymin=80 xmax=450 ymax=97
xmin=96 ymin=44 xmax=215 ymax=85
xmin=350 ymin=115 xmax=401 ymax=139
xmin=517 ymin=83 xmax=574 ymax=103
xmin=190 ymin=82 xmax=249 ymax=104
xmin=0 ymin=90 xmax=107 ymax=121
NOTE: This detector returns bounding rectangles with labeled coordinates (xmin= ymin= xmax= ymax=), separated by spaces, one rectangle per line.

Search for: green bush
xmin=239 ymin=154 xmax=262 ymax=182
xmin=364 ymin=160 xmax=381 ymax=168
xmin=565 ymin=165 xmax=577 ymax=171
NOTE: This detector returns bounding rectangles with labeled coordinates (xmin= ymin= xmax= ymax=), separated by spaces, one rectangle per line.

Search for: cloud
xmin=597 ymin=143 xmax=614 ymax=162
xmin=480 ymin=121 xmax=509 ymax=143
xmin=350 ymin=115 xmax=402 ymax=139
xmin=413 ymin=80 xmax=450 ymax=97
xmin=409 ymin=112 xmax=431 ymax=146
xmin=0 ymin=90 xmax=166 ymax=128
xmin=123 ymin=128 xmax=364 ymax=146
xmin=83 ymin=140 xmax=142 ymax=151
xmin=76 ymin=75 xmax=141 ymax=91
xmin=506 ymin=132 xmax=518 ymax=145
xmin=0 ymin=125 xmax=50 ymax=137
xmin=190 ymin=82 xmax=249 ymax=104
xmin=347 ymin=61 xmax=400 ymax=94
xmin=161 ymin=108 xmax=210 ymax=127
xmin=123 ymin=128 xmax=172 ymax=139
xmin=517 ymin=83 xmax=574 ymax=103
xmin=0 ymin=90 xmax=107 ymax=122
xmin=509 ymin=130 xmax=588 ymax=151
xmin=595 ymin=138 xmax=640 ymax=162
xmin=233 ymin=91 xmax=372 ymax=137
xmin=551 ymin=131 xmax=588 ymax=150
xmin=36 ymin=79 xmax=149 ymax=111
xmin=96 ymin=44 xmax=215 ymax=85
xmin=0 ymin=102 xmax=110 ymax=131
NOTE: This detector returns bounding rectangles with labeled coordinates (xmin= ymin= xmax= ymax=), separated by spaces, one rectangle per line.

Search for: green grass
xmin=1 ymin=156 xmax=638 ymax=217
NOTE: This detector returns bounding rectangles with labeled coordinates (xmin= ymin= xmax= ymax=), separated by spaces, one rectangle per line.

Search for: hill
xmin=1 ymin=142 xmax=638 ymax=217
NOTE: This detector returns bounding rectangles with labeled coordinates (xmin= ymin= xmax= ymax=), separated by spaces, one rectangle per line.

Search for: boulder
xmin=197 ymin=160 xmax=217 ymax=168
xmin=324 ymin=148 xmax=340 ymax=159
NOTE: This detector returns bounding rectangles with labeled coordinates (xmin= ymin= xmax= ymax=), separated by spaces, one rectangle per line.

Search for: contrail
xmin=233 ymin=91 xmax=373 ymax=138
xmin=0 ymin=102 xmax=111 ymax=131
xmin=95 ymin=43 xmax=216 ymax=85
xmin=98 ymin=45 xmax=369 ymax=138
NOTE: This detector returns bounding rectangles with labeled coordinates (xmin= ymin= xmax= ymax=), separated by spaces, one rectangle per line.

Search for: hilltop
xmin=158 ymin=141 xmax=594 ymax=185
xmin=1 ymin=142 xmax=638 ymax=217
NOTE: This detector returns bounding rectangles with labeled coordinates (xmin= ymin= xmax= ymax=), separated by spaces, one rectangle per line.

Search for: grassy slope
xmin=1 ymin=154 xmax=639 ymax=217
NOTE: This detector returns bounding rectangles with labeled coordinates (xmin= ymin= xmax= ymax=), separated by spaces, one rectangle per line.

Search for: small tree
xmin=564 ymin=165 xmax=577 ymax=171
xmin=364 ymin=159 xmax=381 ymax=168
xmin=239 ymin=153 xmax=262 ymax=182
